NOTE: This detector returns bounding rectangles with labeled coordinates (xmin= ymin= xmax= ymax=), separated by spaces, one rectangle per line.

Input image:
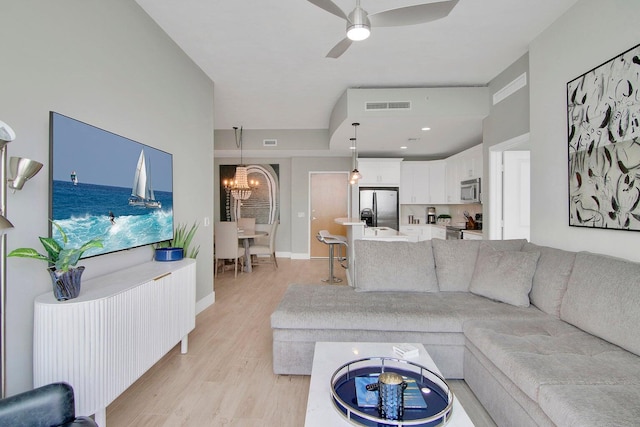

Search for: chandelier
xmin=223 ymin=126 xmax=257 ymax=200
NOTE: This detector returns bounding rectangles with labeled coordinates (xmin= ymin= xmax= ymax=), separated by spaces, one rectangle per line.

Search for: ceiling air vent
xmin=263 ymin=139 xmax=277 ymax=147
xmin=365 ymin=101 xmax=411 ymax=111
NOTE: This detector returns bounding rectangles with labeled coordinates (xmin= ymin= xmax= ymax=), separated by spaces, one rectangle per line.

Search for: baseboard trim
xmin=196 ymin=292 xmax=215 ymax=314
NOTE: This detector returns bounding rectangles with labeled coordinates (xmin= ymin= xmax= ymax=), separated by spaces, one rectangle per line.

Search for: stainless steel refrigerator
xmin=359 ymin=187 xmax=399 ymax=230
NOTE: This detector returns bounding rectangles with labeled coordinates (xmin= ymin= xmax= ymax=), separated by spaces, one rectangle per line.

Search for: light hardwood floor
xmin=106 ymin=258 xmax=495 ymax=426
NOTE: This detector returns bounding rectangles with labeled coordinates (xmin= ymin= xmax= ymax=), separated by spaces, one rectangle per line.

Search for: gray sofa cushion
xmin=469 ymin=244 xmax=540 ymax=307
xmin=464 ymin=319 xmax=640 ymax=403
xmin=539 ymin=384 xmax=640 ymax=427
xmin=432 ymin=239 xmax=481 ymax=291
xmin=522 ymin=242 xmax=576 ymax=317
xmin=433 ymin=239 xmax=528 ymax=292
xmin=272 ymin=284 xmax=546 ymax=333
xmin=354 ymin=240 xmax=438 ymax=292
xmin=561 ymin=252 xmax=640 ymax=357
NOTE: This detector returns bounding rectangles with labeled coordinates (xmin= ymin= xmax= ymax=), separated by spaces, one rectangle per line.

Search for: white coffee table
xmin=305 ymin=342 xmax=474 ymax=426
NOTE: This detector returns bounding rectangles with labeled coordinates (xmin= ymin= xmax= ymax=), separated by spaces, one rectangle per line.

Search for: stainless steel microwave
xmin=460 ymin=178 xmax=481 ymax=203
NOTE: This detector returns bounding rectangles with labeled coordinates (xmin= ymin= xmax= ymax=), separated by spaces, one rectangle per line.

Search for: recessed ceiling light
xmin=400 ymin=146 xmax=408 ymax=150
xmin=349 ymin=146 xmax=356 ymax=150
xmin=421 ymin=127 xmax=431 ymax=131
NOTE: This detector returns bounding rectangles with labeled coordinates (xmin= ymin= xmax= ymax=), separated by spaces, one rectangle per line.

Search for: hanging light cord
xmin=233 ymin=126 xmax=244 ymax=164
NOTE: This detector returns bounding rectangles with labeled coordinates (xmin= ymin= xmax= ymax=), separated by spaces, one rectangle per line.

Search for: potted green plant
xmin=8 ymin=222 xmax=103 ymax=301
xmin=155 ymin=221 xmax=200 ymax=260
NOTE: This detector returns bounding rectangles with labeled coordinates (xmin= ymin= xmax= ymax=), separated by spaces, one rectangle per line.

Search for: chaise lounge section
xmin=271 ymin=238 xmax=640 ymax=426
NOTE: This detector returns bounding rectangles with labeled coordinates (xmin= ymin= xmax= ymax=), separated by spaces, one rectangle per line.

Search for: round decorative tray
xmin=330 ymin=357 xmax=454 ymax=426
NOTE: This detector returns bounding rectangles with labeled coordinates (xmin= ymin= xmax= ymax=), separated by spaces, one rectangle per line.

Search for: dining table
xmin=237 ymin=229 xmax=268 ymax=272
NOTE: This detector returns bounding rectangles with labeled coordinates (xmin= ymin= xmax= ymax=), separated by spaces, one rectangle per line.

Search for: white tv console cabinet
xmin=33 ymin=259 xmax=196 ymax=427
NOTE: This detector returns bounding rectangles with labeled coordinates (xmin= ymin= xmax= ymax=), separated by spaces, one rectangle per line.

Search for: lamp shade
xmin=0 ymin=121 xmax=16 ymax=144
xmin=8 ymin=157 xmax=43 ymax=190
xmin=0 ymin=214 xmax=13 ymax=231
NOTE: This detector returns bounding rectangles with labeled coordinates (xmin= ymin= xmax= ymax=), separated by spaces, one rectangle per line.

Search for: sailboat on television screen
xmin=128 ymin=149 xmax=161 ymax=209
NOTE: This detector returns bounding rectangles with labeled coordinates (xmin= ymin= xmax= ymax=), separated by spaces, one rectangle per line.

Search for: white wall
xmin=1 ymin=0 xmax=214 ymax=394
xmin=530 ymin=0 xmax=640 ymax=259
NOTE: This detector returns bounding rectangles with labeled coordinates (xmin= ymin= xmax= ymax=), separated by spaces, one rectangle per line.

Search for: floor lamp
xmin=0 ymin=120 xmax=43 ymax=397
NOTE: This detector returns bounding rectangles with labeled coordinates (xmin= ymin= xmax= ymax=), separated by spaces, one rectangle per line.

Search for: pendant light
xmin=349 ymin=122 xmax=362 ymax=184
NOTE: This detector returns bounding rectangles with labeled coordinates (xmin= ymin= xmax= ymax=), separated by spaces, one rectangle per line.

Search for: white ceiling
xmin=135 ymin=0 xmax=578 ymax=157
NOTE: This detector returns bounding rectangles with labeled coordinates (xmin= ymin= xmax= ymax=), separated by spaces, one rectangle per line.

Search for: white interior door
xmin=503 ymin=151 xmax=531 ymax=240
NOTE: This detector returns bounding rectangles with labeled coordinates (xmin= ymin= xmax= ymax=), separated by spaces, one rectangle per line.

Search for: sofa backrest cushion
xmin=432 ymin=239 xmax=528 ymax=292
xmin=561 ymin=252 xmax=640 ymax=357
xmin=354 ymin=239 xmax=439 ymax=292
xmin=522 ymin=242 xmax=576 ymax=317
xmin=469 ymin=243 xmax=540 ymax=307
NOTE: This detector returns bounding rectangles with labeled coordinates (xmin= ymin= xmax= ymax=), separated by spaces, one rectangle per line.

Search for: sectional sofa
xmin=271 ymin=238 xmax=640 ymax=426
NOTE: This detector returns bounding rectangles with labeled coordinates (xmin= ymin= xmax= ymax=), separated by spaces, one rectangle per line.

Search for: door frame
xmin=308 ymin=171 xmax=350 ymax=256
xmin=488 ymin=133 xmax=530 ymax=240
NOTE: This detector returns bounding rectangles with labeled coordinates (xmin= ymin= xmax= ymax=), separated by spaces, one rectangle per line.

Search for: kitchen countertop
xmin=401 ymin=223 xmax=448 ymax=229
xmin=334 ymin=217 xmax=366 ymax=226
xmin=362 ymin=227 xmax=407 ymax=239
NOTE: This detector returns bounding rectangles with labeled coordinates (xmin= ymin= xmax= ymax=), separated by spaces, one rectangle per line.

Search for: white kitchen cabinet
xmin=445 ymin=144 xmax=483 ymax=204
xmin=400 ymin=162 xmax=429 ymax=204
xmin=400 ymin=160 xmax=446 ymax=204
xmin=431 ymin=225 xmax=447 ymax=240
xmin=399 ymin=225 xmax=432 ymax=241
xmin=428 ymin=160 xmax=446 ymax=204
xmin=460 ymin=144 xmax=483 ymax=180
xmin=357 ymin=158 xmax=402 ymax=186
xmin=445 ymin=157 xmax=461 ymax=204
xmin=462 ymin=231 xmax=484 ymax=240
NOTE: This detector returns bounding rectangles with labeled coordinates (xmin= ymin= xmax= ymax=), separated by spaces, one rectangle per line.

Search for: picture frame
xmin=219 ymin=164 xmax=280 ymax=224
xmin=567 ymin=43 xmax=640 ymax=230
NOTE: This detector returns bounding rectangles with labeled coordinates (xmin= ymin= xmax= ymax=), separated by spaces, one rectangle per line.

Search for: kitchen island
xmin=334 ymin=218 xmax=409 ymax=286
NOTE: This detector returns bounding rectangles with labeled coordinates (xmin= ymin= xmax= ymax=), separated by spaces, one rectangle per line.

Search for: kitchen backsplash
xmin=400 ymin=204 xmax=482 ymax=225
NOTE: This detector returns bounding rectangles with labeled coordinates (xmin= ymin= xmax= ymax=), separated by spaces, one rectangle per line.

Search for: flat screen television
xmin=49 ymin=112 xmax=174 ymax=259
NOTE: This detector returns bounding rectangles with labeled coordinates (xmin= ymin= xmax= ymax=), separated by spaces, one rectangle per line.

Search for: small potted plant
xmin=8 ymin=222 xmax=103 ymax=301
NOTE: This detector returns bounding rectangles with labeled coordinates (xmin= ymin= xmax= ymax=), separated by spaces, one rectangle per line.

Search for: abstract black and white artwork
xmin=567 ymin=43 xmax=640 ymax=231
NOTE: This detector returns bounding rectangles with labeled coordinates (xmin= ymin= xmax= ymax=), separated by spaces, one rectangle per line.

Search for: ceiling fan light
xmin=347 ymin=25 xmax=370 ymax=41
xmin=347 ymin=6 xmax=370 ymax=41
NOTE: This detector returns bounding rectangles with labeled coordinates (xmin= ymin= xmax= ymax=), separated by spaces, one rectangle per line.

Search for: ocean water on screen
xmin=52 ymin=180 xmax=173 ymax=257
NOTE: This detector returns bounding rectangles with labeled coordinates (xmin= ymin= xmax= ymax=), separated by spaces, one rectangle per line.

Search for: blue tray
xmin=330 ymin=357 xmax=453 ymax=426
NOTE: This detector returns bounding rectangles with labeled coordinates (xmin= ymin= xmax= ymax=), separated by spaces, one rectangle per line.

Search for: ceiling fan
xmin=308 ymin=0 xmax=459 ymax=58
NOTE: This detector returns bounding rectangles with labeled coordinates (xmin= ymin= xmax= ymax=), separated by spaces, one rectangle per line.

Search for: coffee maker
xmin=427 ymin=207 xmax=436 ymax=224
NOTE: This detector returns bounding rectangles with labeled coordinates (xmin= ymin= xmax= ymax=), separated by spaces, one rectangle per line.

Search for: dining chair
xmin=214 ymin=221 xmax=245 ymax=278
xmin=237 ymin=217 xmax=255 ymax=231
xmin=249 ymin=220 xmax=278 ymax=269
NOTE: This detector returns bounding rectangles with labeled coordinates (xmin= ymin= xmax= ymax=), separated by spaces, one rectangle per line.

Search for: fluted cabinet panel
xmin=33 ymin=259 xmax=196 ymax=426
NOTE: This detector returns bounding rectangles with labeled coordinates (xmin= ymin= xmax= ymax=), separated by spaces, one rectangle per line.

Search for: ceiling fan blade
xmin=307 ymin=0 xmax=347 ymax=20
xmin=326 ymin=37 xmax=353 ymax=58
xmin=369 ymin=0 xmax=459 ymax=27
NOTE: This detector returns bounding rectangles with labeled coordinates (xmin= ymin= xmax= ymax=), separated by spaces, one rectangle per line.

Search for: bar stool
xmin=316 ymin=230 xmax=348 ymax=284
